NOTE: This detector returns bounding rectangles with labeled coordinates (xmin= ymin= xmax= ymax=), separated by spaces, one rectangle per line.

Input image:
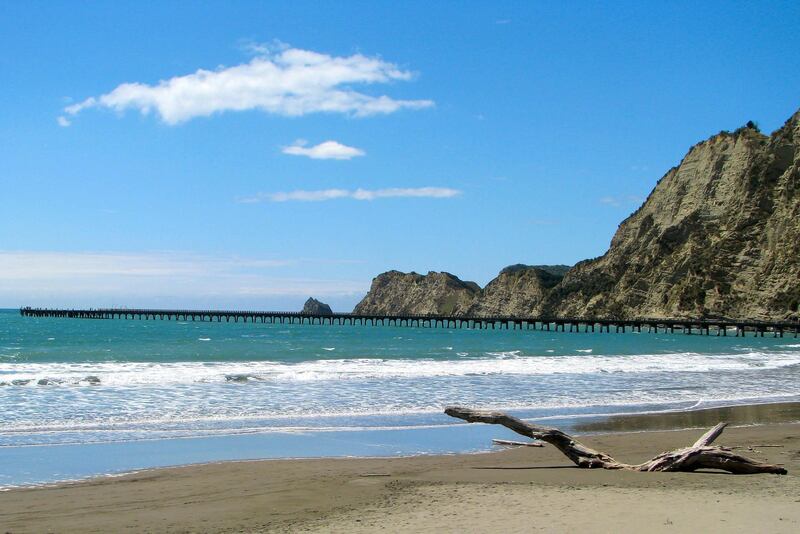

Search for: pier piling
xmin=18 ymin=307 xmax=799 ymax=338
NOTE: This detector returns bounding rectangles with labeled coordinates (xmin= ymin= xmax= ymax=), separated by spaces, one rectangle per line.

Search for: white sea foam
xmin=5 ymin=392 xmax=799 ymax=449
xmin=2 ymin=350 xmax=799 ymax=387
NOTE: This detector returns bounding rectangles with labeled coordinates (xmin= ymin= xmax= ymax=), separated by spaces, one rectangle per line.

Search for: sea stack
xmin=302 ymin=297 xmax=333 ymax=315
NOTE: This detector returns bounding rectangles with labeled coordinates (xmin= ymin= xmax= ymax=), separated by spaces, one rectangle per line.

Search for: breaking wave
xmin=2 ymin=350 xmax=799 ymax=387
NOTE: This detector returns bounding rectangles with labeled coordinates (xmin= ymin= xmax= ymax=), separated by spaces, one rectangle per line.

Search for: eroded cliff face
xmin=353 ymin=271 xmax=480 ymax=315
xmin=354 ymin=110 xmax=800 ymax=321
xmin=465 ymin=265 xmax=565 ymax=317
xmin=547 ymin=111 xmax=800 ymax=320
xmin=353 ymin=266 xmax=568 ymax=316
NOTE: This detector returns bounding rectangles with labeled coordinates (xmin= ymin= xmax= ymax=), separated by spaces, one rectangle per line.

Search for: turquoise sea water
xmin=1 ymin=309 xmax=799 ymax=487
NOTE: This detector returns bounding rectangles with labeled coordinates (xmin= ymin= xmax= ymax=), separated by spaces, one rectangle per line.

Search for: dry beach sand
xmin=1 ymin=404 xmax=799 ymax=533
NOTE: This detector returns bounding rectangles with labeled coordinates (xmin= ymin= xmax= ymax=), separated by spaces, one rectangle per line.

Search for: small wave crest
xmin=2 ymin=350 xmax=799 ymax=387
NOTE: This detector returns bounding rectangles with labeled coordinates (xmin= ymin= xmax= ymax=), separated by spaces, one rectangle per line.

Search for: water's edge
xmin=3 ymin=400 xmax=799 ymax=490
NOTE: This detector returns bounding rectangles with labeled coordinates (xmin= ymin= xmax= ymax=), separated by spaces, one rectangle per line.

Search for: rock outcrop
xmin=353 ymin=266 xmax=569 ymax=316
xmin=353 ymin=109 xmax=800 ymax=321
xmin=353 ymin=271 xmax=480 ymax=315
xmin=302 ymin=297 xmax=333 ymax=315
xmin=465 ymin=265 xmax=567 ymax=317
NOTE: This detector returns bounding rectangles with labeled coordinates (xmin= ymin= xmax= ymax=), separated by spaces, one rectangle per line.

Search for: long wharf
xmin=19 ymin=307 xmax=799 ymax=337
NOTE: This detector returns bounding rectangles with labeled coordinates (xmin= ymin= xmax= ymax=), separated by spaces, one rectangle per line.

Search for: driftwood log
xmin=445 ymin=406 xmax=787 ymax=475
xmin=492 ymin=438 xmax=545 ymax=448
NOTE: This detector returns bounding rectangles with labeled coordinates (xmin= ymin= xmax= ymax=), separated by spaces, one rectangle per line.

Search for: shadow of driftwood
xmin=471 ymin=465 xmax=578 ymax=470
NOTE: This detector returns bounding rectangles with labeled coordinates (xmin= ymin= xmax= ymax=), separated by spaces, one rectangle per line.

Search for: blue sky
xmin=1 ymin=1 xmax=799 ymax=310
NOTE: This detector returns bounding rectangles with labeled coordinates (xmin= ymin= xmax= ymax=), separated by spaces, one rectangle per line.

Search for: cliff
xmin=465 ymin=265 xmax=566 ymax=317
xmin=354 ymin=266 xmax=568 ymax=317
xmin=353 ymin=271 xmax=480 ymax=315
xmin=547 ymin=111 xmax=800 ymax=320
xmin=353 ymin=109 xmax=800 ymax=321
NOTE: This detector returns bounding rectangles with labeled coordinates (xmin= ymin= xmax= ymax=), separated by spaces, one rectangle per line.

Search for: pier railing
xmin=18 ymin=307 xmax=799 ymax=337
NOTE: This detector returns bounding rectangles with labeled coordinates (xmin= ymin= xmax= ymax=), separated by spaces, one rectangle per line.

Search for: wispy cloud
xmin=599 ymin=195 xmax=645 ymax=207
xmin=0 ymin=251 xmax=291 ymax=279
xmin=59 ymin=44 xmax=433 ymax=126
xmin=282 ymin=140 xmax=365 ymax=160
xmin=240 ymin=187 xmax=462 ymax=203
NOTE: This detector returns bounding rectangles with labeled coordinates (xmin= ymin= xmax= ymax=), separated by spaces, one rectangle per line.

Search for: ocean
xmin=1 ymin=309 xmax=799 ymax=487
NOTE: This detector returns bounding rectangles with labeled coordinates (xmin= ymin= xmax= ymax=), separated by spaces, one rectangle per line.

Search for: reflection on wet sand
xmin=575 ymin=402 xmax=800 ymax=434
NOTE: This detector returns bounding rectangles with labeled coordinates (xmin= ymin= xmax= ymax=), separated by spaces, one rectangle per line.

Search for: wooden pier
xmin=19 ymin=307 xmax=799 ymax=337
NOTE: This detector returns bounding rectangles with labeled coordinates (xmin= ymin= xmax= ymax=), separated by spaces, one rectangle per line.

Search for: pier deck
xmin=19 ymin=307 xmax=799 ymax=337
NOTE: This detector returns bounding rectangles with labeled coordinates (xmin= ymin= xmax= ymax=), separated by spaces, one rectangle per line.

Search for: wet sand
xmin=1 ymin=403 xmax=799 ymax=533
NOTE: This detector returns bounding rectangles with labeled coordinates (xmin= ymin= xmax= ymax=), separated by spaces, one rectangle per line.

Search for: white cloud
xmin=240 ymin=187 xmax=462 ymax=203
xmin=599 ymin=195 xmax=645 ymax=207
xmin=263 ymin=189 xmax=351 ymax=202
xmin=240 ymin=39 xmax=286 ymax=56
xmin=61 ymin=45 xmax=433 ymax=125
xmin=282 ymin=140 xmax=365 ymax=160
xmin=56 ymin=116 xmax=71 ymax=127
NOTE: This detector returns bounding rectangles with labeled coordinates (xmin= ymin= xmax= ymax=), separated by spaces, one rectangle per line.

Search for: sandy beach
xmin=1 ymin=404 xmax=798 ymax=533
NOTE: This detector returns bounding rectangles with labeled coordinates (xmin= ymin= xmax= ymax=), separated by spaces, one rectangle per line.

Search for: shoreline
xmin=3 ymin=398 xmax=800 ymax=491
xmin=3 ymin=400 xmax=800 ymax=486
xmin=1 ymin=402 xmax=799 ymax=533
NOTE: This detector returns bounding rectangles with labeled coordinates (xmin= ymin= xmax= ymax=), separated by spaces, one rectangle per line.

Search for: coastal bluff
xmin=353 ymin=265 xmax=570 ymax=317
xmin=353 ymin=271 xmax=481 ymax=316
xmin=354 ymin=109 xmax=800 ymax=321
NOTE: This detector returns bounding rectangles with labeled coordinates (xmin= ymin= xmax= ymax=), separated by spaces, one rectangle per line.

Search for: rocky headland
xmin=353 ymin=265 xmax=571 ymax=317
xmin=353 ymin=271 xmax=481 ymax=316
xmin=354 ymin=110 xmax=800 ymax=321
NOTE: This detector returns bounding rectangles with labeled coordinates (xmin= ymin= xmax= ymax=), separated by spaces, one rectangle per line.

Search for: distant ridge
xmin=499 ymin=264 xmax=571 ymax=277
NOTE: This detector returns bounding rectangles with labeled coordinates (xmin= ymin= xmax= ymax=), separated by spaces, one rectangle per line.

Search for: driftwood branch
xmin=445 ymin=406 xmax=786 ymax=475
xmin=692 ymin=422 xmax=727 ymax=447
xmin=492 ymin=439 xmax=545 ymax=448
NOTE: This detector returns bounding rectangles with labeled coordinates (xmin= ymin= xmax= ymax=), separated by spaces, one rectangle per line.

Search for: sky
xmin=1 ymin=1 xmax=799 ymax=310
